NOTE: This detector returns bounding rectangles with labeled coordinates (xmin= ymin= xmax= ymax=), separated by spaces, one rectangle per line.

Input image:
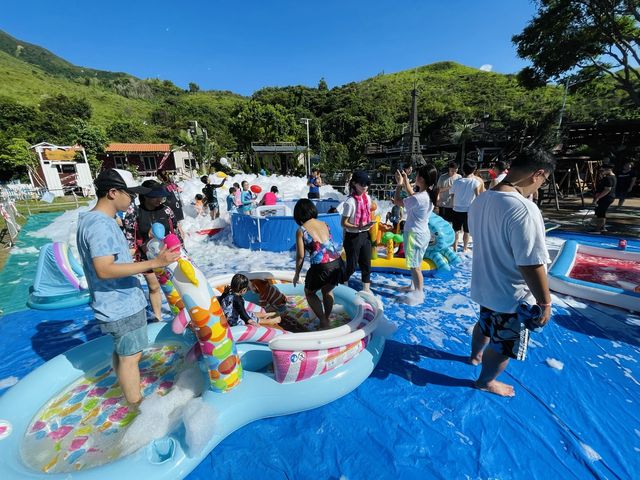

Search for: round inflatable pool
xmin=231 ymin=199 xmax=342 ymax=252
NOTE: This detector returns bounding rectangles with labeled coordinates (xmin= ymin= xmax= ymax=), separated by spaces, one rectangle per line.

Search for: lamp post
xmin=300 ymin=118 xmax=311 ymax=176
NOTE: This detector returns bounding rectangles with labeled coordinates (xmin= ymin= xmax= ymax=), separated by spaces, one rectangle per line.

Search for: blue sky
xmin=1 ymin=0 xmax=536 ymax=96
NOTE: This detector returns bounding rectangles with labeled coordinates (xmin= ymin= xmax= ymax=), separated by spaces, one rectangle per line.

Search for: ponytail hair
xmin=417 ymin=164 xmax=438 ymax=205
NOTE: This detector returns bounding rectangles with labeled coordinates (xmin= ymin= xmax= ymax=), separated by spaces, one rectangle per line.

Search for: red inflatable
xmin=250 ymin=185 xmax=262 ymax=194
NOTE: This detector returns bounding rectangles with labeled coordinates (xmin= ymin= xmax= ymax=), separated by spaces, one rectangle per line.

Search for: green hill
xmin=0 ymin=29 xmax=132 ymax=81
xmin=0 ymin=28 xmax=637 ymax=180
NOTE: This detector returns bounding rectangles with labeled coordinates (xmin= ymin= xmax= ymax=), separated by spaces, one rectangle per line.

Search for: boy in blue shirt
xmin=226 ymin=186 xmax=238 ymax=213
xmin=76 ymin=169 xmax=180 ymax=405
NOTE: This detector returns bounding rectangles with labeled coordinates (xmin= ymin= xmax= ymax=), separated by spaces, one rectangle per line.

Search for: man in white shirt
xmin=467 ymin=149 xmax=555 ymax=397
xmin=450 ymin=162 xmax=482 ymax=252
xmin=436 ymin=162 xmax=461 ymax=223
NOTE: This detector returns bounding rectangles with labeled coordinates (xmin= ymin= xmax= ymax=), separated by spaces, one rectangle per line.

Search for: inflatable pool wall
xmin=231 ymin=199 xmax=342 ymax=252
xmin=548 ymin=240 xmax=640 ymax=311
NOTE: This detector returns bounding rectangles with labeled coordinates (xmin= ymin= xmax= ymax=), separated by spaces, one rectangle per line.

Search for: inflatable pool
xmin=368 ymin=212 xmax=460 ymax=275
xmin=231 ymin=199 xmax=342 ymax=252
xmin=0 ymin=235 xmax=385 ymax=478
xmin=27 ymin=242 xmax=90 ymax=310
xmin=548 ymin=240 xmax=640 ymax=311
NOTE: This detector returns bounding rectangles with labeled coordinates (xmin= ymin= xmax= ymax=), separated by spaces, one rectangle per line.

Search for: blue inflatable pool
xmin=231 ymin=199 xmax=342 ymax=252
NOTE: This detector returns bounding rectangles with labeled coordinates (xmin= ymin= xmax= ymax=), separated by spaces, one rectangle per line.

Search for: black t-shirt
xmin=202 ymin=184 xmax=220 ymax=205
xmin=136 ymin=204 xmax=178 ymax=244
xmin=616 ymin=171 xmax=636 ymax=193
xmin=596 ymin=174 xmax=616 ymax=200
xmin=164 ymin=185 xmax=184 ymax=221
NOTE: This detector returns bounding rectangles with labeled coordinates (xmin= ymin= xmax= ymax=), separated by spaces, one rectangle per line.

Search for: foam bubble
xmin=183 ymin=397 xmax=217 ymax=456
xmin=120 ymin=367 xmax=204 ymax=456
xmin=545 ymin=358 xmax=564 ymax=370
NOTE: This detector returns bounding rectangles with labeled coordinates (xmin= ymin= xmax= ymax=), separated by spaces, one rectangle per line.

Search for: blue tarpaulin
xmin=0 ymin=226 xmax=638 ymax=479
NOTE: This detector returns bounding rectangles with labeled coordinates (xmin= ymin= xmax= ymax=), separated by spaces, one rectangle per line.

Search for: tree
xmin=513 ymin=0 xmax=640 ymax=106
xmin=107 ymin=120 xmax=145 ymax=142
xmin=318 ymin=77 xmax=329 ymax=91
xmin=188 ymin=82 xmax=200 ymax=93
xmin=451 ymin=122 xmax=478 ymax=168
xmin=69 ymin=121 xmax=107 ymax=171
xmin=0 ymin=137 xmax=35 ymax=180
xmin=39 ymin=94 xmax=92 ymax=120
xmin=178 ymin=122 xmax=218 ymax=173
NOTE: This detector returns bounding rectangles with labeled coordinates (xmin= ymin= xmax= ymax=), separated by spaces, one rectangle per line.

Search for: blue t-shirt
xmin=226 ymin=194 xmax=236 ymax=212
xmin=76 ymin=210 xmax=147 ymax=322
xmin=308 ymin=176 xmax=320 ymax=194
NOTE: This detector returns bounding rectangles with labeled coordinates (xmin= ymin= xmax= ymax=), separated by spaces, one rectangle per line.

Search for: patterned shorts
xmin=477 ymin=306 xmax=529 ymax=361
xmin=403 ymin=231 xmax=429 ymax=269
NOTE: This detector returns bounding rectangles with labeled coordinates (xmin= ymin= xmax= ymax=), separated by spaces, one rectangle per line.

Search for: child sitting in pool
xmin=219 ymin=274 xmax=281 ymax=327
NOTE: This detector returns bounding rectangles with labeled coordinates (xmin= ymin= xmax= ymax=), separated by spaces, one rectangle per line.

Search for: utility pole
xmin=300 ymin=118 xmax=311 ymax=176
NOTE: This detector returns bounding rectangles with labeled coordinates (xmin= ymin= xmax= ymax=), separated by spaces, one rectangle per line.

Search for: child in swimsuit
xmin=219 ymin=274 xmax=281 ymax=327
xmin=293 ymin=199 xmax=345 ymax=330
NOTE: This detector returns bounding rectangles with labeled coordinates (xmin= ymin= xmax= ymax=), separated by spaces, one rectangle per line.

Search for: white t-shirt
xmin=494 ymin=172 xmax=507 ymax=184
xmin=468 ymin=190 xmax=550 ymax=313
xmin=437 ymin=173 xmax=461 ymax=207
xmin=341 ymin=194 xmax=372 ymax=233
xmin=403 ymin=191 xmax=433 ymax=238
xmin=450 ymin=177 xmax=481 ymax=212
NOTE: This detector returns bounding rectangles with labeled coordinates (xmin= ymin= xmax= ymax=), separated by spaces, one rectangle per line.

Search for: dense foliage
xmin=0 ymin=28 xmax=637 ymax=181
xmin=514 ymin=0 xmax=640 ymax=106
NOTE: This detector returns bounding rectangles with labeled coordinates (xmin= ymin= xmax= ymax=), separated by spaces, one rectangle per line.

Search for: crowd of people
xmin=76 ymin=152 xmax=636 ymax=406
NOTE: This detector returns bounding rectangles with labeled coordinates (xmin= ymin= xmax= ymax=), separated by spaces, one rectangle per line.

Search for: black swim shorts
xmin=477 ymin=306 xmax=529 ymax=361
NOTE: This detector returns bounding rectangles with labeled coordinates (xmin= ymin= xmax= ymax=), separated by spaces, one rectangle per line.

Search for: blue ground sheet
xmin=1 ymin=217 xmax=638 ymax=479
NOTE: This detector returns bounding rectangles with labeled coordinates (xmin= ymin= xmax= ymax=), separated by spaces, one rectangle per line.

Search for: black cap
xmin=141 ymin=179 xmax=169 ymax=198
xmin=94 ymin=169 xmax=151 ymax=195
xmin=351 ymin=170 xmax=371 ymax=186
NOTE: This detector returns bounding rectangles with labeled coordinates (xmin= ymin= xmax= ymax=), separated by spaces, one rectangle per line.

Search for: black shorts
xmin=452 ymin=210 xmax=469 ymax=233
xmin=439 ymin=207 xmax=454 ymax=222
xmin=305 ymin=258 xmax=345 ymax=292
xmin=595 ymin=197 xmax=614 ymax=218
xmin=308 ymin=192 xmax=320 ymax=199
xmin=477 ymin=306 xmax=529 ymax=361
xmin=208 ymin=201 xmax=219 ymax=211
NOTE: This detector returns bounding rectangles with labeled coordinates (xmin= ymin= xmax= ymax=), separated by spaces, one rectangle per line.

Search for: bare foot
xmin=468 ymin=354 xmax=482 ymax=366
xmin=474 ymin=380 xmax=515 ymax=397
xmin=259 ymin=316 xmax=281 ymax=326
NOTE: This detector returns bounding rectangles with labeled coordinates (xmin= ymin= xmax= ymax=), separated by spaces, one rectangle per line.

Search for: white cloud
xmin=479 ymin=64 xmax=493 ymax=72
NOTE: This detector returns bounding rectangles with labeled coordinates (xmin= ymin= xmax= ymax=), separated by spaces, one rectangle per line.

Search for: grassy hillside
xmin=0 ymin=29 xmax=131 ymax=81
xmin=0 ymin=49 xmax=154 ymax=126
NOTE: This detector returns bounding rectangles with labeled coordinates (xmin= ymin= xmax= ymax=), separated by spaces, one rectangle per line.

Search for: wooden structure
xmin=29 ymin=142 xmax=94 ymax=197
xmin=99 ymin=144 xmax=197 ymax=176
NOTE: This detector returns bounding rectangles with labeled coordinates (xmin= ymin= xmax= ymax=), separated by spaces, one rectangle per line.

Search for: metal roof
xmin=251 ymin=145 xmax=307 ymax=153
